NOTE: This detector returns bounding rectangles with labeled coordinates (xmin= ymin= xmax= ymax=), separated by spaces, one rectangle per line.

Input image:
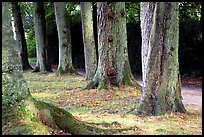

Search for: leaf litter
xmin=23 ymin=72 xmax=202 ymax=135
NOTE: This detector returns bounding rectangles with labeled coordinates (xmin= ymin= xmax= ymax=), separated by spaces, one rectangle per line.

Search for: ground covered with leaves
xmin=23 ymin=71 xmax=202 ymax=135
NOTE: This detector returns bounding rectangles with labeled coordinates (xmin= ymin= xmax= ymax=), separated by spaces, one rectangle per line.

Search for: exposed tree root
xmin=3 ymin=96 xmax=139 ymax=135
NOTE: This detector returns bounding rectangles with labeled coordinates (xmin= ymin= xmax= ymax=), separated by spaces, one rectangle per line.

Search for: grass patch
xmin=28 ymin=58 xmax=37 ymax=65
xmin=23 ymin=71 xmax=202 ymax=135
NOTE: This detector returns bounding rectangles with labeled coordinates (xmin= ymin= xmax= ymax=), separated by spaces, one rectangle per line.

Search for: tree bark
xmin=11 ymin=2 xmax=33 ymax=71
xmin=134 ymin=2 xmax=186 ymax=116
xmin=2 ymin=2 xmax=136 ymax=135
xmin=85 ymin=2 xmax=140 ymax=90
xmin=54 ymin=2 xmax=74 ymax=74
xmin=33 ymin=2 xmax=52 ymax=73
xmin=80 ymin=2 xmax=97 ymax=80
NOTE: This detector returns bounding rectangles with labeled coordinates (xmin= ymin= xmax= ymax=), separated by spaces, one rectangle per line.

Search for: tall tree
xmin=134 ymin=2 xmax=186 ymax=116
xmin=80 ymin=2 xmax=97 ymax=80
xmin=11 ymin=2 xmax=33 ymax=70
xmin=85 ymin=2 xmax=140 ymax=90
xmin=3 ymin=2 xmax=127 ymax=135
xmin=33 ymin=2 xmax=52 ymax=72
xmin=54 ymin=2 xmax=74 ymax=74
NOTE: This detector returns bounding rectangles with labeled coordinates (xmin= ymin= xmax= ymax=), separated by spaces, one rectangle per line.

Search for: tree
xmin=11 ymin=2 xmax=33 ymax=70
xmin=3 ymin=2 xmax=135 ymax=135
xmin=54 ymin=2 xmax=74 ymax=74
xmin=133 ymin=2 xmax=186 ymax=116
xmin=33 ymin=2 xmax=52 ymax=72
xmin=85 ymin=2 xmax=140 ymax=90
xmin=80 ymin=2 xmax=97 ymax=80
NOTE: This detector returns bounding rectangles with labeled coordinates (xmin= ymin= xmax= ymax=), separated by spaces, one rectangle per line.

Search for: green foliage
xmin=125 ymin=2 xmax=140 ymax=23
xmin=19 ymin=2 xmax=34 ymax=33
xmin=28 ymin=58 xmax=37 ymax=65
xmin=26 ymin=29 xmax=36 ymax=58
xmin=44 ymin=2 xmax=56 ymax=34
xmin=179 ymin=2 xmax=201 ymax=21
xmin=66 ymin=2 xmax=81 ymax=25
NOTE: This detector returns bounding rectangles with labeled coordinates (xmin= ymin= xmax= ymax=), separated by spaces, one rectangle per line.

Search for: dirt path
xmin=180 ymin=77 xmax=202 ymax=112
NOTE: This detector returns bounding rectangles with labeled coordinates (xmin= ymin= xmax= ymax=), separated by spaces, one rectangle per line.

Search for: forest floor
xmin=23 ymin=68 xmax=202 ymax=135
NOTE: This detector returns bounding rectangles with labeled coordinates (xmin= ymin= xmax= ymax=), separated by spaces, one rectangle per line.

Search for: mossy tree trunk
xmin=2 ymin=2 xmax=135 ymax=135
xmin=134 ymin=2 xmax=186 ymax=116
xmin=11 ymin=2 xmax=33 ymax=71
xmin=85 ymin=2 xmax=140 ymax=90
xmin=33 ymin=2 xmax=52 ymax=73
xmin=54 ymin=2 xmax=74 ymax=74
xmin=80 ymin=2 xmax=97 ymax=80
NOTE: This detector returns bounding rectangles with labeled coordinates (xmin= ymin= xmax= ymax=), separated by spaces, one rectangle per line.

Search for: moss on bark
xmin=55 ymin=66 xmax=74 ymax=75
xmin=122 ymin=60 xmax=142 ymax=90
xmin=3 ymin=96 xmax=137 ymax=135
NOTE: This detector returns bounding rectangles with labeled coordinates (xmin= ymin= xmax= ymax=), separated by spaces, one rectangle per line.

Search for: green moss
xmin=7 ymin=120 xmax=51 ymax=135
xmin=2 ymin=97 xmax=52 ymax=135
xmin=55 ymin=67 xmax=66 ymax=75
xmin=122 ymin=60 xmax=141 ymax=90
xmin=98 ymin=78 xmax=110 ymax=91
xmin=55 ymin=66 xmax=75 ymax=75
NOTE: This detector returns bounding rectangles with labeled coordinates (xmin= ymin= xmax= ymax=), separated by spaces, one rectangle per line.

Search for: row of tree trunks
xmin=3 ymin=3 xmax=137 ymax=135
xmin=10 ymin=2 xmax=138 ymax=91
xmin=6 ymin=1 xmax=186 ymax=121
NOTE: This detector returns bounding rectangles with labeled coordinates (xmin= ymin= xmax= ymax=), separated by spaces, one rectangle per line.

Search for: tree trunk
xmin=80 ymin=2 xmax=97 ymax=80
xmin=33 ymin=2 xmax=52 ymax=73
xmin=3 ymin=3 xmax=136 ymax=135
xmin=11 ymin=2 xmax=33 ymax=71
xmin=54 ymin=2 xmax=74 ymax=74
xmin=85 ymin=2 xmax=140 ymax=90
xmin=134 ymin=2 xmax=186 ymax=116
